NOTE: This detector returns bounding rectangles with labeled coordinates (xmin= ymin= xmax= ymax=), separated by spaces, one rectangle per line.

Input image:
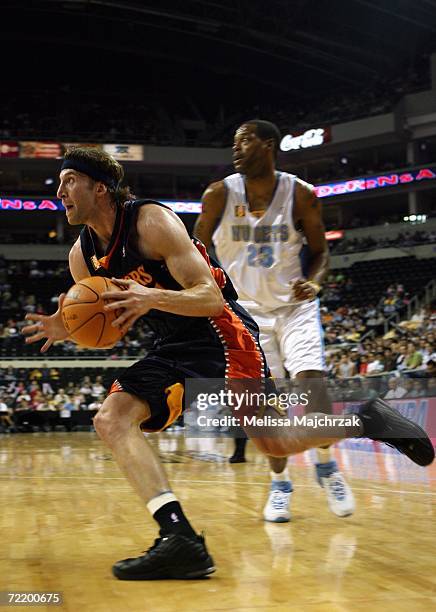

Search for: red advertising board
xmin=0 ymin=141 xmax=19 ymax=158
xmin=20 ymin=141 xmax=62 ymax=158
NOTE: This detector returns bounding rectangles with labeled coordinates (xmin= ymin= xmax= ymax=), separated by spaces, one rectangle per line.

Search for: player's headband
xmin=60 ymin=159 xmax=117 ymax=190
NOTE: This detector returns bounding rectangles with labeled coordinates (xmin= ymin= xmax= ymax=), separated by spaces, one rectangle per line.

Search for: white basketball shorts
xmin=240 ymin=299 xmax=325 ymax=378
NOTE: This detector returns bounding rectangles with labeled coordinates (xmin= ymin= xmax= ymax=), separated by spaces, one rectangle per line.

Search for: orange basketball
xmin=61 ymin=276 xmax=126 ymax=349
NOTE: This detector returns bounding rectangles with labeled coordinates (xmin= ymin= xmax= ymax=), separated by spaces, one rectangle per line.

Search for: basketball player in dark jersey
xmin=23 ymin=147 xmax=434 ymax=581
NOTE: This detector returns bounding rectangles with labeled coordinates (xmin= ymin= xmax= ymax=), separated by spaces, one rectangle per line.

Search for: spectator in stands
xmin=395 ymin=344 xmax=408 ymax=371
xmin=40 ymin=365 xmax=54 ymax=395
xmin=383 ymin=348 xmax=396 ymax=372
xmin=31 ymin=390 xmax=46 ymax=410
xmin=29 ymin=381 xmax=41 ymax=402
xmin=66 ymin=382 xmax=77 ymax=396
xmin=59 ymin=402 xmax=73 ymax=431
xmin=324 ymin=354 xmax=337 ymax=378
xmin=349 ymin=350 xmax=360 ymax=374
xmin=419 ymin=340 xmax=436 ymax=368
xmin=410 ymin=379 xmax=427 ymax=397
xmin=54 ymin=388 xmax=69 ymax=407
xmin=88 ymin=399 xmax=103 ymax=411
xmin=91 ymin=376 xmax=105 ymax=399
xmin=45 ymin=394 xmax=58 ymax=411
xmin=16 ymin=388 xmax=32 ymax=404
xmin=62 ymin=396 xmax=76 ymax=412
xmin=79 ymin=377 xmax=93 ymax=399
xmin=35 ymin=398 xmax=51 ymax=411
xmin=337 ymin=354 xmax=356 ymax=378
xmin=72 ymin=390 xmax=87 ymax=410
xmin=29 ymin=368 xmax=42 ymax=383
xmin=384 ymin=377 xmax=407 ymax=399
xmin=358 ymin=354 xmax=368 ymax=376
xmin=49 ymin=367 xmax=60 ymax=384
xmin=426 ymin=358 xmax=436 ymax=378
xmin=405 ymin=342 xmax=423 ymax=369
xmin=366 ymin=352 xmax=385 ymax=375
xmin=0 ymin=393 xmax=14 ymax=431
xmin=402 ymin=378 xmax=415 ymax=397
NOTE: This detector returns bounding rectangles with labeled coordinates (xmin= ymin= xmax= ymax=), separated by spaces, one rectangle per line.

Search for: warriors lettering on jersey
xmin=123 ymin=264 xmax=154 ymax=287
xmin=231 ymin=224 xmax=289 ymax=243
xmin=91 ymin=255 xmax=156 ymax=287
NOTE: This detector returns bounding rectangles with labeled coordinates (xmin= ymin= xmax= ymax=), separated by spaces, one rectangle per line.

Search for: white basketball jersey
xmin=213 ymin=171 xmax=305 ymax=311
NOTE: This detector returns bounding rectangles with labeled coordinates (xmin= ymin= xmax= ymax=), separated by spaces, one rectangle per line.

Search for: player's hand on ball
xmin=22 ymin=293 xmax=69 ymax=353
xmin=292 ymin=279 xmax=320 ymax=302
xmin=102 ymin=278 xmax=155 ymax=331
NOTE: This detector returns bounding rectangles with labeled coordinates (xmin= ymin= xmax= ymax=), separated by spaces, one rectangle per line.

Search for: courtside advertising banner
xmin=103 ymin=144 xmax=144 ymax=161
xmin=20 ymin=141 xmax=63 ymax=158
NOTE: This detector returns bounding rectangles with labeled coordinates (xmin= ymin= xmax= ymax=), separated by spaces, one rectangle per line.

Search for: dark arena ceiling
xmin=2 ymin=0 xmax=436 ymax=119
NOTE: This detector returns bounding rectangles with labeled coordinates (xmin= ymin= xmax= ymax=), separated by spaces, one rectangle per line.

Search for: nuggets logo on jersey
xmin=231 ymin=224 xmax=289 ymax=243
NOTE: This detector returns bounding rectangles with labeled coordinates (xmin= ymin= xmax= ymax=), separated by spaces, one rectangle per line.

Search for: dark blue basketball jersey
xmin=79 ymin=199 xmax=254 ymax=350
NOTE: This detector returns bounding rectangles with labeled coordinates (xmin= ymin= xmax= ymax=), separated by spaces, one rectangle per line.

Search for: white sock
xmin=316 ymin=447 xmax=332 ymax=464
xmin=271 ymin=468 xmax=290 ymax=482
xmin=146 ymin=491 xmax=178 ymax=515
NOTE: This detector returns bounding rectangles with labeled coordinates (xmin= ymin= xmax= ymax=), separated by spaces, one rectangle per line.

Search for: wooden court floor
xmin=0 ymin=432 xmax=435 ymax=612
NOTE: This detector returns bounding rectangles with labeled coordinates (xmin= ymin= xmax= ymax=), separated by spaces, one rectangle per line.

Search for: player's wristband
xmin=306 ymin=280 xmax=321 ymax=295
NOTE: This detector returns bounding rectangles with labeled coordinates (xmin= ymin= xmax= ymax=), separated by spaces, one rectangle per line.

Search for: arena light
xmin=403 ymin=214 xmax=427 ymax=224
xmin=325 ymin=230 xmax=344 ymax=240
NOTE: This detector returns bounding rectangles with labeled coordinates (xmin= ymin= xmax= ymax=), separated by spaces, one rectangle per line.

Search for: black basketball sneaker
xmin=357 ymin=398 xmax=435 ymax=467
xmin=112 ymin=533 xmax=215 ymax=580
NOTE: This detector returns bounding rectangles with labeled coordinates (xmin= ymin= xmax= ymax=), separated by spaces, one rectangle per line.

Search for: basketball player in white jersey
xmin=194 ymin=119 xmax=355 ymax=521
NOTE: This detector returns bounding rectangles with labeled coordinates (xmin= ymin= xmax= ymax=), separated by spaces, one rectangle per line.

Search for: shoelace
xmin=327 ymin=475 xmax=347 ymax=501
xmin=270 ymin=490 xmax=290 ymax=510
xmin=136 ymin=536 xmax=168 ymax=559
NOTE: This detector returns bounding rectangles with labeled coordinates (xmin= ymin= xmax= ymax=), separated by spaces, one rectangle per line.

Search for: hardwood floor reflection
xmin=0 ymin=432 xmax=435 ymax=612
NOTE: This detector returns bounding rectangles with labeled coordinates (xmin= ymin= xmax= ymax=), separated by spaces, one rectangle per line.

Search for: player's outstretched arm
xmin=22 ymin=238 xmax=90 ymax=353
xmin=193 ymin=181 xmax=226 ymax=248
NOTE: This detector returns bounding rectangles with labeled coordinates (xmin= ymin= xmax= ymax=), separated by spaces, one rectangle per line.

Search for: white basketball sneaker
xmin=316 ymin=461 xmax=355 ymax=518
xmin=263 ymin=482 xmax=293 ymax=523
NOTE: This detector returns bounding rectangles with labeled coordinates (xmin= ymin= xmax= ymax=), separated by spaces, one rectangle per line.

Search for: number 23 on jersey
xmin=247 ymin=245 xmax=274 ymax=268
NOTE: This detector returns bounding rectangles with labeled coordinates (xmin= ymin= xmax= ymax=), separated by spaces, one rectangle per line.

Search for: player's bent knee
xmin=93 ymin=392 xmax=151 ymax=442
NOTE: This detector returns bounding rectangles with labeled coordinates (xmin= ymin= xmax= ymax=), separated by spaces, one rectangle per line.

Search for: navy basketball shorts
xmin=107 ymin=301 xmax=269 ymax=432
